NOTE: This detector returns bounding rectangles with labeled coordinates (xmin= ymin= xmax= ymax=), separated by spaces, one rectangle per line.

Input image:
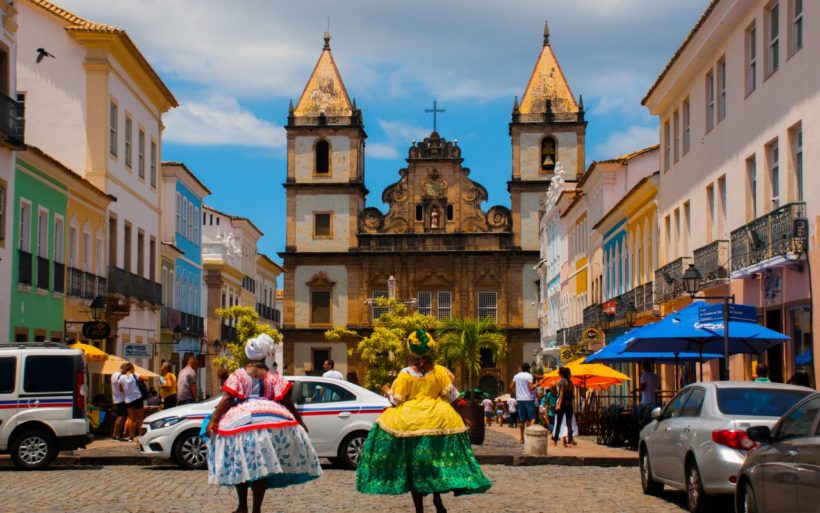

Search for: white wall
xmin=294 ymin=135 xmax=351 ymax=183
xmin=521 ymin=263 xmax=539 ymax=328
xmin=294 ymin=194 xmax=350 ymax=251
xmin=519 ymin=131 xmax=578 ymax=180
xmin=519 ymin=192 xmax=542 ymax=251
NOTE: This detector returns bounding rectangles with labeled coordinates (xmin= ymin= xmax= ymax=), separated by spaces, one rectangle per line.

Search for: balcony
xmin=694 ymin=240 xmax=729 ymax=289
xmin=556 ymin=323 xmax=583 ymax=346
xmin=17 ymin=249 xmax=32 ymax=285
xmin=202 ymin=242 xmax=242 ymax=270
xmin=0 ymin=92 xmax=24 ymax=147
xmin=36 ymin=256 xmax=49 ymax=290
xmin=161 ymin=307 xmax=204 ymax=336
xmin=108 ymin=266 xmax=161 ymax=305
xmin=220 ymin=324 xmax=237 ymax=343
xmin=243 ymin=275 xmax=256 ymax=293
xmin=731 ymin=202 xmax=807 ymax=272
xmin=654 ymin=257 xmax=692 ymax=304
xmin=67 ymin=267 xmax=107 ymax=299
xmin=256 ymin=303 xmax=278 ymax=322
xmin=583 ymin=303 xmax=602 ymax=327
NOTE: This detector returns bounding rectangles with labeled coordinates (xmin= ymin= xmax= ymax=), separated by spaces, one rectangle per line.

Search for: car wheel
xmin=173 ymin=429 xmax=208 ymax=470
xmin=686 ymin=460 xmax=711 ymax=513
xmin=337 ymin=431 xmax=368 ymax=470
xmin=639 ymin=448 xmax=663 ymax=496
xmin=740 ymin=482 xmax=758 ymax=513
xmin=10 ymin=427 xmax=57 ymax=470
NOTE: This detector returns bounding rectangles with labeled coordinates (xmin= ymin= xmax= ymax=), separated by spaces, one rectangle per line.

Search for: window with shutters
xmin=437 ymin=291 xmax=452 ymax=320
xmin=478 ymin=292 xmax=497 ymax=321
xmin=767 ymin=2 xmax=780 ymax=76
xmin=417 ymin=291 xmax=432 ymax=316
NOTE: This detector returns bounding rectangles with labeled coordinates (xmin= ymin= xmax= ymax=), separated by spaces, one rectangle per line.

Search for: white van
xmin=0 ymin=343 xmax=93 ymax=469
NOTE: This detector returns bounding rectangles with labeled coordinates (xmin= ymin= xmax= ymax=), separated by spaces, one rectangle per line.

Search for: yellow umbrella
xmin=90 ymin=355 xmax=161 ymax=378
xmin=68 ymin=342 xmax=109 ymax=362
xmin=539 ymin=357 xmax=630 ymax=389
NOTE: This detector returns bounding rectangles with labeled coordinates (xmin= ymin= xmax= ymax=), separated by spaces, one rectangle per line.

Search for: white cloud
xmin=164 ymin=95 xmax=285 ymax=149
xmin=366 ymin=119 xmax=430 ymax=160
xmin=593 ymin=125 xmax=658 ymax=160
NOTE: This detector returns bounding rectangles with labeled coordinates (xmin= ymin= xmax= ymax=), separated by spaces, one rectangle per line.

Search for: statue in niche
xmin=430 ymin=208 xmax=440 ymax=229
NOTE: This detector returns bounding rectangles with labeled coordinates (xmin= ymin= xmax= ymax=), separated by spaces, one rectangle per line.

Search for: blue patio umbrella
xmin=621 ymin=301 xmax=789 ymax=378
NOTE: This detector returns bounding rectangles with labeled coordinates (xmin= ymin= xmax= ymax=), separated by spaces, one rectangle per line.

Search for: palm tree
xmin=436 ymin=317 xmax=507 ymax=389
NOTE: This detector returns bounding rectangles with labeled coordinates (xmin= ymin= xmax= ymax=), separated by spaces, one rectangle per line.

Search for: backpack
xmin=136 ymin=375 xmax=149 ymax=401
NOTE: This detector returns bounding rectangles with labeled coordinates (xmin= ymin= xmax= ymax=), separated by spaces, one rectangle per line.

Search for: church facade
xmin=280 ymin=26 xmax=586 ymax=393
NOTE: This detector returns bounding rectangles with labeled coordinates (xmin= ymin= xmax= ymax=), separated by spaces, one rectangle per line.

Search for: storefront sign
xmin=81 ymin=321 xmax=111 ymax=340
xmin=124 ymin=343 xmax=152 ymax=358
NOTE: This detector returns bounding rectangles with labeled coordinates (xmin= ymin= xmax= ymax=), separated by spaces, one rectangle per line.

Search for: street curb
xmin=1 ymin=454 xmax=638 ymax=469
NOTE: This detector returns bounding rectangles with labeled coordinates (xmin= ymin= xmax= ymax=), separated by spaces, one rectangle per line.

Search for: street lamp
xmin=90 ymin=296 xmax=105 ymax=322
xmin=682 ymin=263 xmax=734 ymax=381
xmin=624 ymin=301 xmax=638 ymax=328
xmin=387 ymin=275 xmax=397 ymax=300
xmin=173 ymin=325 xmax=184 ymax=342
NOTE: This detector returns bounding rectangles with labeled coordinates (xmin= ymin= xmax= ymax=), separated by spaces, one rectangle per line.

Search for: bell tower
xmin=509 ymin=22 xmax=586 ymax=250
xmin=284 ymin=31 xmax=366 ymax=253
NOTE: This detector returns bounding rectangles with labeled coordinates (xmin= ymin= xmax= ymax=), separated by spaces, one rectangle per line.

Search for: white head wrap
xmin=245 ymin=333 xmax=276 ymax=369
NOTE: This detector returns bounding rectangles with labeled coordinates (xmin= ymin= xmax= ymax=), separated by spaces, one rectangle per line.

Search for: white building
xmin=17 ymin=0 xmax=177 ymax=358
xmin=0 ymin=0 xmax=22 ymax=342
xmin=644 ymin=0 xmax=818 ymax=384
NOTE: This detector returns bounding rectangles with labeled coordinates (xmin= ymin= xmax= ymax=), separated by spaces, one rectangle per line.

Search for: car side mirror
xmin=746 ymin=425 xmax=772 ymax=444
xmin=651 ymin=407 xmax=662 ymax=420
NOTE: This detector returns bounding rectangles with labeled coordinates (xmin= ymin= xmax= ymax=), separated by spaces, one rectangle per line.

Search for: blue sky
xmin=60 ymin=0 xmax=710 ymax=265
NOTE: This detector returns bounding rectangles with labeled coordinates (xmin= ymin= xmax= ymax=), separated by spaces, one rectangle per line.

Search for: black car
xmin=736 ymin=392 xmax=820 ymax=513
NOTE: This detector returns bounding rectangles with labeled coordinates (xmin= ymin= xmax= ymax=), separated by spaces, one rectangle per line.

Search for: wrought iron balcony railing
xmin=654 ymin=257 xmax=692 ymax=304
xmin=220 ymin=324 xmax=237 ymax=343
xmin=0 ymin=92 xmax=24 ymax=147
xmin=108 ymin=266 xmax=161 ymax=305
xmin=18 ymin=249 xmax=32 ymax=285
xmin=67 ymin=267 xmax=106 ymax=299
xmin=37 ymin=256 xmax=49 ymax=290
xmin=53 ymin=262 xmax=65 ymax=294
xmin=731 ymin=202 xmax=807 ymax=271
xmin=694 ymin=240 xmax=729 ymax=288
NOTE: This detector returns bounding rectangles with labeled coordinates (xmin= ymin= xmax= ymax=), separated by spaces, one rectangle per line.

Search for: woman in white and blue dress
xmin=205 ymin=335 xmax=321 ymax=513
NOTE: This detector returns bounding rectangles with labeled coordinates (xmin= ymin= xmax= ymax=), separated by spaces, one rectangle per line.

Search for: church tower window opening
xmin=446 ymin=204 xmax=454 ymax=221
xmin=415 ymin=204 xmax=423 ymax=222
xmin=315 ymin=140 xmax=330 ymax=174
xmin=540 ymin=137 xmax=557 ymax=173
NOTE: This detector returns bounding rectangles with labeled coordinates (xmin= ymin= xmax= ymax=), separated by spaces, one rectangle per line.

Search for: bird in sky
xmin=36 ymin=48 xmax=55 ymax=63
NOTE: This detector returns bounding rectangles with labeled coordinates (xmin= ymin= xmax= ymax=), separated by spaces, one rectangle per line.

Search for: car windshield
xmin=716 ymin=388 xmax=810 ymax=417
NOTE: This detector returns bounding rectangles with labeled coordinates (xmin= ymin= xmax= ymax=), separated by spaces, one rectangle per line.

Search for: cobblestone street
xmin=0 ymin=464 xmax=712 ymax=513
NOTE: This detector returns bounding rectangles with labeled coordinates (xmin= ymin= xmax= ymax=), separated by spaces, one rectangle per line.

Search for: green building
xmin=10 ymin=151 xmax=68 ymax=342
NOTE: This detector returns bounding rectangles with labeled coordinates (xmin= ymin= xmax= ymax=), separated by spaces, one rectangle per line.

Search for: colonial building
xmin=643 ymin=0 xmax=817 ymax=384
xmin=281 ymin=26 xmax=584 ymax=393
xmin=17 ymin=0 xmax=177 ymax=364
xmin=0 ymin=0 xmax=22 ymax=342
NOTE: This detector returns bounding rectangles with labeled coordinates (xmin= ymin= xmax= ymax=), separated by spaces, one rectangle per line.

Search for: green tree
xmin=213 ymin=305 xmax=282 ymax=372
xmin=325 ymin=297 xmax=438 ymax=391
xmin=436 ymin=317 xmax=507 ymax=389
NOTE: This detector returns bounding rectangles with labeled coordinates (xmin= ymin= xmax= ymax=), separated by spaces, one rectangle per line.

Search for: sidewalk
xmin=1 ymin=425 xmax=638 ymax=468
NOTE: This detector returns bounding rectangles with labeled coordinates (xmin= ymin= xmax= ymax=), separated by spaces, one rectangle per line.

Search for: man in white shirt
xmin=322 ymin=359 xmax=344 ymax=380
xmin=110 ymin=362 xmax=128 ymax=441
xmin=506 ymin=397 xmax=518 ymax=428
xmin=639 ymin=362 xmax=660 ymax=406
xmin=481 ymin=396 xmax=494 ymax=425
xmin=510 ymin=362 xmax=537 ymax=443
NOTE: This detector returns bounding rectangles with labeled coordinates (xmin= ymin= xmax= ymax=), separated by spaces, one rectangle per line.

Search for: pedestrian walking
xmin=482 ymin=395 xmax=494 ymax=426
xmin=111 ymin=362 xmax=128 ymax=441
xmin=322 ymin=359 xmax=344 ymax=380
xmin=544 ymin=385 xmax=558 ymax=430
xmin=120 ymin=362 xmax=147 ymax=442
xmin=205 ymin=334 xmax=321 ymax=513
xmin=510 ymin=362 xmax=537 ymax=444
xmin=159 ymin=362 xmax=177 ymax=409
xmin=506 ymin=396 xmax=518 ymax=428
xmin=553 ymin=366 xmax=575 ymax=448
xmin=177 ymin=355 xmax=198 ymax=406
xmin=356 ymin=329 xmax=491 ymax=513
xmin=495 ymin=401 xmax=504 ymax=426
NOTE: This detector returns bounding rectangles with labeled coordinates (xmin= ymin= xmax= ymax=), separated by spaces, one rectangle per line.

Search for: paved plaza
xmin=0 ymin=464 xmax=716 ymax=513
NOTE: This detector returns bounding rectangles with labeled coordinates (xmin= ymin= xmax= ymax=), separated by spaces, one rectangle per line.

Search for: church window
xmin=437 ymin=291 xmax=452 ymax=320
xmin=314 ymin=213 xmax=331 ymax=238
xmin=310 ymin=291 xmax=331 ymax=325
xmin=370 ymin=291 xmax=389 ymax=322
xmin=417 ymin=291 xmax=432 ymax=316
xmin=479 ymin=348 xmax=495 ymax=369
xmin=446 ymin=205 xmax=454 ymax=221
xmin=415 ymin=205 xmax=423 ymax=222
xmin=540 ymin=137 xmax=556 ymax=173
xmin=315 ymin=140 xmax=330 ymax=174
xmin=477 ymin=292 xmax=497 ymax=322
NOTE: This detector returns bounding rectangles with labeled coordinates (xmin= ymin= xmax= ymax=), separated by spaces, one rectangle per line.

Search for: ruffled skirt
xmin=356 ymin=425 xmax=492 ymax=496
xmin=207 ymin=399 xmax=322 ymax=488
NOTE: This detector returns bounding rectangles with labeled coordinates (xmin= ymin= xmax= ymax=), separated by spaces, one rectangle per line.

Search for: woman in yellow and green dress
xmin=356 ymin=330 xmax=491 ymax=513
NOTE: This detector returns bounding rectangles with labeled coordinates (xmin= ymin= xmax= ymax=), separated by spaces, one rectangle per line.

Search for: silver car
xmin=639 ymin=381 xmax=812 ymax=513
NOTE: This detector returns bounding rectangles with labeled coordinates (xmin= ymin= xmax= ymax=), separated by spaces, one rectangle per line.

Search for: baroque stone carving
xmin=486 ymin=206 xmax=512 ymax=232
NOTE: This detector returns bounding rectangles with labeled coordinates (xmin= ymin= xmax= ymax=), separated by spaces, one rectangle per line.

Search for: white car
xmin=139 ymin=376 xmax=388 ymax=470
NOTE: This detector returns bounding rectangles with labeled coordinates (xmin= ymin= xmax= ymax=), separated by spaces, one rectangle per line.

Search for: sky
xmin=58 ymin=0 xmax=710 ymax=266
